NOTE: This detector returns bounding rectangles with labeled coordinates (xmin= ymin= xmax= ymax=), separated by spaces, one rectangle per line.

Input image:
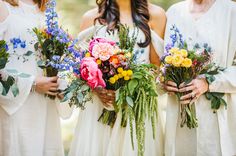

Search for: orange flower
xmin=109 ymin=55 xmax=120 ymax=65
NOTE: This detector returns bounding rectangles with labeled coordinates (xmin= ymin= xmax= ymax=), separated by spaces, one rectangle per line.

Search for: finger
xmin=168 ymin=92 xmax=175 ymax=96
xmin=166 ymin=81 xmax=177 ymax=87
xmin=180 ymin=99 xmax=192 ymax=105
xmin=49 ymin=87 xmax=58 ymax=92
xmin=179 ymin=81 xmax=193 ymax=88
xmin=49 ymin=76 xmax=59 ymax=82
xmin=50 ymin=83 xmax=59 ymax=88
xmin=165 ymin=86 xmax=179 ymax=92
xmin=180 ymin=92 xmax=194 ymax=100
xmin=179 ymin=85 xmax=195 ymax=93
xmin=57 ymin=93 xmax=64 ymax=100
xmin=46 ymin=91 xmax=58 ymax=96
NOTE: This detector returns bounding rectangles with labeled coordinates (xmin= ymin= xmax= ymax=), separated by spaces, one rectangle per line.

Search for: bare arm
xmin=0 ymin=0 xmax=9 ymax=23
xmin=149 ymin=4 xmax=167 ymax=66
xmin=79 ymin=8 xmax=99 ymax=32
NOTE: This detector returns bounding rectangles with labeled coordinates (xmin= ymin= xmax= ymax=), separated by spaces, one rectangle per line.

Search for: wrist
xmin=31 ymin=80 xmax=37 ymax=93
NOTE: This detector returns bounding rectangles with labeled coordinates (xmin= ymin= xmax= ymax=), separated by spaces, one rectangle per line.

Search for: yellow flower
xmin=96 ymin=59 xmax=102 ymax=65
xmin=114 ymin=75 xmax=119 ymax=81
xmin=127 ymin=70 xmax=133 ymax=76
xmin=121 ymin=71 xmax=128 ymax=77
xmin=85 ymin=52 xmax=91 ymax=57
xmin=118 ymin=74 xmax=123 ymax=78
xmin=169 ymin=47 xmax=179 ymax=54
xmin=165 ymin=56 xmax=173 ymax=64
xmin=172 ymin=55 xmax=184 ymax=67
xmin=117 ymin=67 xmax=123 ymax=73
xmin=125 ymin=52 xmax=132 ymax=58
xmin=180 ymin=49 xmax=188 ymax=57
xmin=174 ymin=50 xmax=182 ymax=55
xmin=160 ymin=76 xmax=165 ymax=82
xmin=124 ymin=76 xmax=130 ymax=81
xmin=181 ymin=58 xmax=192 ymax=68
xmin=109 ymin=77 xmax=116 ymax=84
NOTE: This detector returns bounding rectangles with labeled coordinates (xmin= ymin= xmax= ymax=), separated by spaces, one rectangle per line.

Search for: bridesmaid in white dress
xmin=164 ymin=0 xmax=236 ymax=155
xmin=0 ymin=0 xmax=64 ymax=156
xmin=69 ymin=0 xmax=166 ymax=156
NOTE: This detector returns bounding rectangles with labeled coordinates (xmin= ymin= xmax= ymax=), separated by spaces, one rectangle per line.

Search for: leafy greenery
xmin=0 ymin=40 xmax=19 ymax=97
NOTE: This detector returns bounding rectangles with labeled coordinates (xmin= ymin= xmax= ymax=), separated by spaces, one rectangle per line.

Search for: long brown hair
xmin=3 ymin=0 xmax=48 ymax=11
xmin=95 ymin=0 xmax=151 ymax=47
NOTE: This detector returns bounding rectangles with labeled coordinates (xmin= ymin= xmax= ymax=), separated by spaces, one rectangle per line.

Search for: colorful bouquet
xmin=0 ymin=40 xmax=19 ymax=97
xmin=33 ymin=0 xmax=81 ymax=99
xmin=63 ymin=25 xmax=159 ymax=156
xmin=160 ymin=25 xmax=227 ymax=128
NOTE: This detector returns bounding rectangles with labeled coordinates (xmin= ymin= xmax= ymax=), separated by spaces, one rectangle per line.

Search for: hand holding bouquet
xmin=160 ymin=25 xmax=227 ymax=128
xmin=33 ymin=0 xmax=81 ymax=99
xmin=63 ymin=25 xmax=159 ymax=156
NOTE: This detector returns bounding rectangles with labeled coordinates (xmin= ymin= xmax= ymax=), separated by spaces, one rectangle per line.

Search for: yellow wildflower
xmin=121 ymin=71 xmax=128 ymax=77
xmin=85 ymin=52 xmax=91 ymax=57
xmin=117 ymin=67 xmax=123 ymax=73
xmin=181 ymin=58 xmax=192 ymax=68
xmin=127 ymin=70 xmax=133 ymax=76
xmin=124 ymin=76 xmax=130 ymax=81
xmin=172 ymin=55 xmax=184 ymax=67
xmin=96 ymin=59 xmax=102 ymax=65
xmin=169 ymin=47 xmax=179 ymax=54
xmin=109 ymin=77 xmax=116 ymax=84
xmin=180 ymin=49 xmax=188 ymax=57
xmin=114 ymin=75 xmax=119 ymax=81
xmin=165 ymin=56 xmax=173 ymax=64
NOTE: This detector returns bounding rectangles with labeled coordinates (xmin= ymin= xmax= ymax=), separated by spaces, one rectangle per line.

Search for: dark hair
xmin=95 ymin=0 xmax=151 ymax=47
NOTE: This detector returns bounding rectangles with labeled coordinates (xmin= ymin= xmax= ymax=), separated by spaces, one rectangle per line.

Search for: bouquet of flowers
xmin=0 ymin=40 xmax=19 ymax=96
xmin=62 ymin=25 xmax=159 ymax=156
xmin=33 ymin=0 xmax=81 ymax=99
xmin=160 ymin=25 xmax=227 ymax=128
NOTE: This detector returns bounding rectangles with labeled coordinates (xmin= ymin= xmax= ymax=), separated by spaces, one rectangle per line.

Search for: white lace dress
xmin=68 ymin=25 xmax=165 ymax=156
xmin=165 ymin=0 xmax=236 ymax=155
xmin=0 ymin=1 xmax=64 ymax=156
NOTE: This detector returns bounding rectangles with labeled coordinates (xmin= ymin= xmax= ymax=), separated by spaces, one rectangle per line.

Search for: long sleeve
xmin=0 ymin=11 xmax=35 ymax=115
xmin=209 ymin=3 xmax=236 ymax=94
xmin=0 ymin=69 xmax=35 ymax=115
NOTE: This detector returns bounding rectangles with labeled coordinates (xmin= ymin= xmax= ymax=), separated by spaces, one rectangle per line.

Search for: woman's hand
xmin=162 ymin=81 xmax=179 ymax=95
xmin=95 ymin=88 xmax=115 ymax=108
xmin=35 ymin=76 xmax=59 ymax=96
xmin=179 ymin=78 xmax=209 ymax=104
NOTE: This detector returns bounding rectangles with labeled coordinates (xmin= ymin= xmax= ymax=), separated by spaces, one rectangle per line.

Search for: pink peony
xmin=92 ymin=42 xmax=115 ymax=61
xmin=80 ymin=57 xmax=106 ymax=89
xmin=89 ymin=38 xmax=116 ymax=53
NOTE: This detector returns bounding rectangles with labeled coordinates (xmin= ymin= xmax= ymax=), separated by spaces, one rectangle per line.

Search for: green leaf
xmin=18 ymin=73 xmax=31 ymax=78
xmin=24 ymin=51 xmax=33 ymax=56
xmin=77 ymin=92 xmax=84 ymax=103
xmin=34 ymin=42 xmax=39 ymax=51
xmin=128 ymin=79 xmax=138 ymax=95
xmin=132 ymin=73 xmax=143 ymax=79
xmin=11 ymin=83 xmax=19 ymax=97
xmin=81 ymin=84 xmax=90 ymax=92
xmin=6 ymin=69 xmax=18 ymax=74
xmin=205 ymin=92 xmax=213 ymax=100
xmin=126 ymin=96 xmax=134 ymax=107
xmin=0 ymin=58 xmax=7 ymax=69
xmin=37 ymin=60 xmax=46 ymax=68
xmin=115 ymin=89 xmax=120 ymax=102
xmin=61 ymin=92 xmax=73 ymax=102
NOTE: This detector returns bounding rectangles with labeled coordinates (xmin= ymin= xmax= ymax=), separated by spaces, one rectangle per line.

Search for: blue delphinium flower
xmin=10 ymin=38 xmax=26 ymax=49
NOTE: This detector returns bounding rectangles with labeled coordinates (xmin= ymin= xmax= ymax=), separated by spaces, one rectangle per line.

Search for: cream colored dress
xmin=68 ymin=25 xmax=165 ymax=156
xmin=164 ymin=0 xmax=236 ymax=156
xmin=0 ymin=1 xmax=64 ymax=156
